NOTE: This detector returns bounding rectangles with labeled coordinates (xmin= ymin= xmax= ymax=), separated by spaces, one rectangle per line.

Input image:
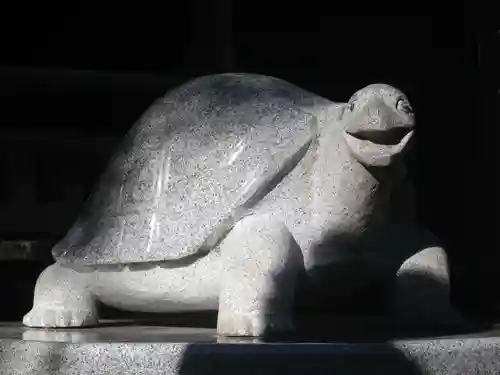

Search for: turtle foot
xmin=23 ymin=306 xmax=98 ymax=328
xmin=23 ymin=263 xmax=98 ymax=328
xmin=216 ymin=214 xmax=304 ymax=337
xmin=390 ymin=246 xmax=463 ymax=329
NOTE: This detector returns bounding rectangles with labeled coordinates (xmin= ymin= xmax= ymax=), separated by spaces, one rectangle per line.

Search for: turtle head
xmin=342 ymin=84 xmax=415 ymax=167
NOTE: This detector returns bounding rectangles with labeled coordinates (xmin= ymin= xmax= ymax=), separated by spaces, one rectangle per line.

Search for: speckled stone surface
xmin=51 ymin=73 xmax=415 ymax=267
xmin=24 ymin=74 xmax=460 ymax=336
xmin=2 ymin=321 xmax=500 ymax=374
xmin=53 ymin=73 xmax=323 ymax=265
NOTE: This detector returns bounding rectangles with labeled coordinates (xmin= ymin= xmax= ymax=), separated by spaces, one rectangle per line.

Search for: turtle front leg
xmin=389 ymin=228 xmax=462 ymax=328
xmin=217 ymin=214 xmax=304 ymax=337
xmin=23 ymin=263 xmax=98 ymax=327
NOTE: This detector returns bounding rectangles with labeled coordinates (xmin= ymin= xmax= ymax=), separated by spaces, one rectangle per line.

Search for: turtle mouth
xmin=343 ymin=128 xmax=415 ymax=167
xmin=345 ymin=126 xmax=414 ymax=146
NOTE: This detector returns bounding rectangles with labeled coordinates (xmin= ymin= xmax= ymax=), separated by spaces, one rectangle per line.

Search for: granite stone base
xmin=1 ymin=320 xmax=499 ymax=374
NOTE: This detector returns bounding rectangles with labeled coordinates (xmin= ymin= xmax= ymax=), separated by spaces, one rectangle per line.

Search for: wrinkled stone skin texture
xmin=23 ymin=74 xmax=460 ymax=336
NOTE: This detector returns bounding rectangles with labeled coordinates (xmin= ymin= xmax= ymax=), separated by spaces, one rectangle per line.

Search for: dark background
xmin=0 ymin=3 xmax=496 ymax=321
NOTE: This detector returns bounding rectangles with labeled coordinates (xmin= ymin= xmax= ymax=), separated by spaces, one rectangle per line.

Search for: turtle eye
xmin=396 ymin=98 xmax=413 ymax=115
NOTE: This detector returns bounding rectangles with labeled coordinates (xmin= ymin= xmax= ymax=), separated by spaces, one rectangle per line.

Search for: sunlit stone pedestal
xmin=1 ymin=319 xmax=499 ymax=374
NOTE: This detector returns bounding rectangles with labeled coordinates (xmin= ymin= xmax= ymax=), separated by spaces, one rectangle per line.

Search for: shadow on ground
xmin=177 ymin=342 xmax=426 ymax=375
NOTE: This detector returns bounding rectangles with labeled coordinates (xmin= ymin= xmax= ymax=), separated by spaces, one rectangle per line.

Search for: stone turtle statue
xmin=23 ymin=73 xmax=459 ymax=336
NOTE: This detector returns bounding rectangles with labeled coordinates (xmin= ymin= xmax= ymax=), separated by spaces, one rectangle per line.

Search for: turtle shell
xmin=53 ymin=73 xmax=319 ymax=266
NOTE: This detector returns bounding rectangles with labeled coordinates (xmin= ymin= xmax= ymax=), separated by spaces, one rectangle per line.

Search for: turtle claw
xmin=217 ymin=311 xmax=294 ymax=337
xmin=23 ymin=306 xmax=98 ymax=328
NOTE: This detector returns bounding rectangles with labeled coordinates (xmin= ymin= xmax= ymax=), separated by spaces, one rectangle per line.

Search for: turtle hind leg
xmin=216 ymin=214 xmax=304 ymax=337
xmin=389 ymin=238 xmax=463 ymax=329
xmin=23 ymin=263 xmax=98 ymax=328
